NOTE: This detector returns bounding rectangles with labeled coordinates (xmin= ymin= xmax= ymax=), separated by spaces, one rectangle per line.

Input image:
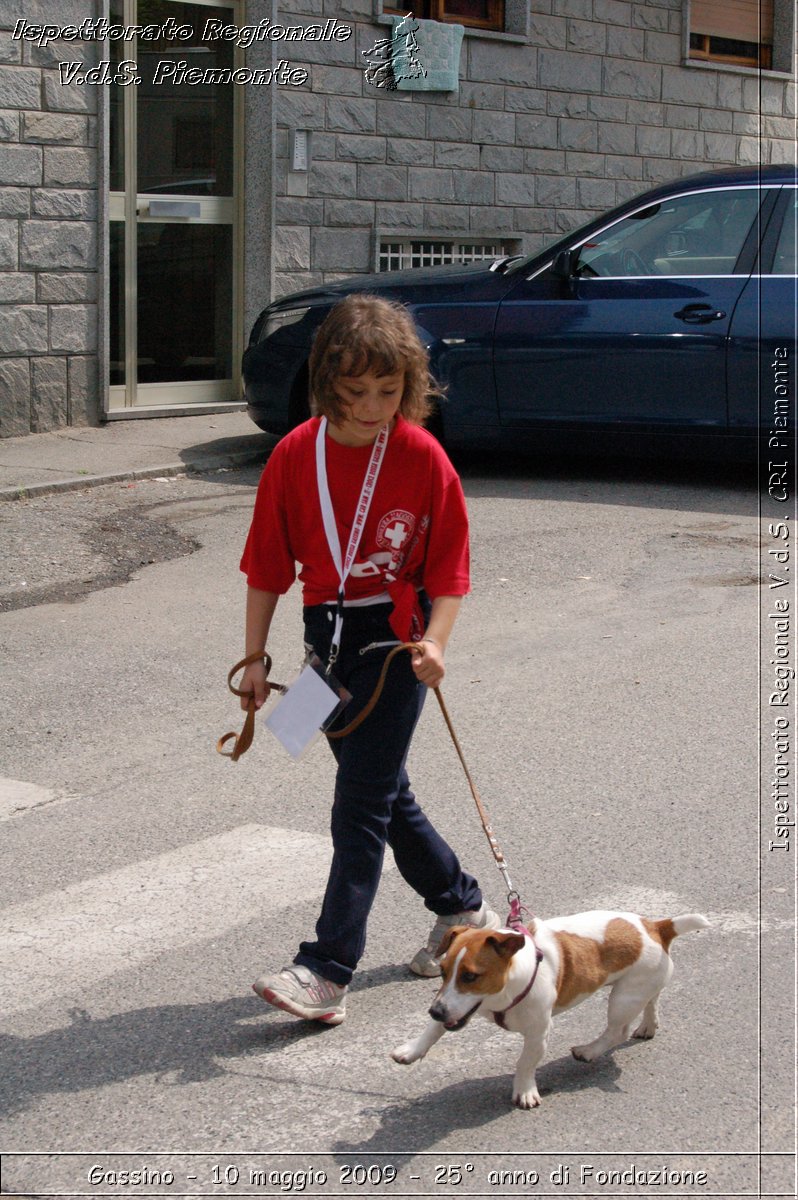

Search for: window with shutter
xmin=384 ymin=1 xmax=505 ymax=33
xmin=689 ymin=0 xmax=773 ymax=68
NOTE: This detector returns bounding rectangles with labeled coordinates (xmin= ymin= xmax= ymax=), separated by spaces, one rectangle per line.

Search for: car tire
xmin=288 ymin=363 xmax=311 ymax=429
xmin=426 ymin=401 xmax=445 ymax=445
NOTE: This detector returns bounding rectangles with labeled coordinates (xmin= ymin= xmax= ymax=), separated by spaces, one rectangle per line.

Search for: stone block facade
xmin=0 ymin=1 xmax=100 ymax=436
xmin=0 ymin=0 xmax=795 ymax=435
xmin=272 ymin=0 xmax=796 ymax=298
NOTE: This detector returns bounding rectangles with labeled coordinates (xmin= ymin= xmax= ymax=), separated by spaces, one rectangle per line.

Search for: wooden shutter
xmin=434 ymin=0 xmax=504 ymax=30
xmin=691 ymin=0 xmax=774 ymax=42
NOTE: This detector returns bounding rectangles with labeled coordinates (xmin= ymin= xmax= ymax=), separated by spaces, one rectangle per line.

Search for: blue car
xmin=244 ymin=165 xmax=796 ymax=459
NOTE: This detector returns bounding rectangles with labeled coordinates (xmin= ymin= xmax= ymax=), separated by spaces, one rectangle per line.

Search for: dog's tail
xmin=653 ymin=913 xmax=709 ymax=951
xmin=671 ymin=913 xmax=710 ymax=936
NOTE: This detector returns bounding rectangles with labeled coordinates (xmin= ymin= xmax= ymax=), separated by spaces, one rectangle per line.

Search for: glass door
xmin=108 ymin=0 xmax=241 ymax=413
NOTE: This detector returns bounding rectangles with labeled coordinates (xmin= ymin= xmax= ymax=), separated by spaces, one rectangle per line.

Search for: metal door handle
xmin=674 ymin=304 xmax=726 ymax=324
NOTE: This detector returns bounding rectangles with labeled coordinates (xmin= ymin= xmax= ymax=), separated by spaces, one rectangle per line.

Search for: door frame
xmin=103 ymin=0 xmax=245 ymax=418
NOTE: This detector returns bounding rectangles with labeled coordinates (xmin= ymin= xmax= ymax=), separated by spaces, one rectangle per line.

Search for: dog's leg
xmin=392 ymin=1019 xmax=445 ymax=1065
xmin=512 ymin=1025 xmax=550 ymax=1109
xmin=632 ymin=991 xmax=661 ymax=1040
xmin=572 ymin=981 xmax=650 ymax=1062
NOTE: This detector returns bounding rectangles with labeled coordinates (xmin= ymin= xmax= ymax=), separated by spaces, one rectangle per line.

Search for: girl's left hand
xmin=411 ymin=639 xmax=445 ymax=688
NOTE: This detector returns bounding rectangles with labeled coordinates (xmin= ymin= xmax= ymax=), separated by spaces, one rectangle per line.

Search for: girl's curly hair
xmin=309 ymin=294 xmax=437 ymax=427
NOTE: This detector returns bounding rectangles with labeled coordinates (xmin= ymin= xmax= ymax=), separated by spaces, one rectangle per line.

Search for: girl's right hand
xmin=240 ymin=658 xmax=269 ymax=711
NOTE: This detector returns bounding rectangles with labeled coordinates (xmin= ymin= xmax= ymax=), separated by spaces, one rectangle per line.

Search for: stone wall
xmin=272 ymin=0 xmax=796 ymax=298
xmin=0 ymin=0 xmax=794 ymax=435
xmin=0 ymin=1 xmax=100 ymax=437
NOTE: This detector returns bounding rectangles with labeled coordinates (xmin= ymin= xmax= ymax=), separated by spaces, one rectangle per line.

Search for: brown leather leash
xmin=216 ymin=644 xmax=521 ymax=903
xmin=216 ymin=652 xmax=287 ymax=762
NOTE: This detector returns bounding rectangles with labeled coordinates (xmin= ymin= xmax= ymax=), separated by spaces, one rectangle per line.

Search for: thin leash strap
xmin=326 ymin=642 xmax=409 ymax=739
xmin=431 ymin=684 xmax=517 ymax=898
xmin=217 ymin=642 xmax=521 ymax=905
xmin=329 ymin=642 xmax=522 ymax=901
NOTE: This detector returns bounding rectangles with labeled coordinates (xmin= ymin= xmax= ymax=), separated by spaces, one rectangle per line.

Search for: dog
xmin=392 ymin=909 xmax=709 ymax=1109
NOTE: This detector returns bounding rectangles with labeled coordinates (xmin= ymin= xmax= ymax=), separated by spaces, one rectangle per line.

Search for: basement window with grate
xmin=378 ymin=238 xmax=521 ymax=271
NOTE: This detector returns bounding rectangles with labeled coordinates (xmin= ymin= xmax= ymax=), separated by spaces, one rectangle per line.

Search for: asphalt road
xmin=0 ymin=454 xmax=792 ymax=1199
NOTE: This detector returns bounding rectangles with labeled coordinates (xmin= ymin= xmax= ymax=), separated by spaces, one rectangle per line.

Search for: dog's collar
xmin=492 ymin=938 xmax=544 ymax=1030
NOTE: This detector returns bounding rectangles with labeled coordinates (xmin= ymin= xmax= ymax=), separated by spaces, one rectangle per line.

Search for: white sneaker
xmin=408 ymin=901 xmax=501 ymax=977
xmin=252 ymin=965 xmax=347 ymax=1025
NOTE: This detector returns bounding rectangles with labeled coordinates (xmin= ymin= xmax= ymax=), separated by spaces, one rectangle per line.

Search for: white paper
xmin=263 ymin=665 xmax=341 ymax=760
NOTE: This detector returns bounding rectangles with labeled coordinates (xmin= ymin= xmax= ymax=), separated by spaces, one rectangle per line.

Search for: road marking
xmin=0 ymin=776 xmax=66 ymax=821
xmin=0 ymin=824 xmax=334 ymax=1017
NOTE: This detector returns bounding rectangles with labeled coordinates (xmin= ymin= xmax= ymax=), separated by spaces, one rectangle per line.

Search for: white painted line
xmin=0 ymin=824 xmax=333 ymax=1017
xmin=0 ymin=776 xmax=63 ymax=821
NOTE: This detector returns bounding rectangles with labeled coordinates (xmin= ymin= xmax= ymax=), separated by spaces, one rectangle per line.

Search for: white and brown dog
xmin=392 ymin=909 xmax=709 ymax=1109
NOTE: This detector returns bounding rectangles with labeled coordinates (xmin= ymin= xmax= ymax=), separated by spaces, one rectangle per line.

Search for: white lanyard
xmin=315 ymin=416 xmax=390 ymax=669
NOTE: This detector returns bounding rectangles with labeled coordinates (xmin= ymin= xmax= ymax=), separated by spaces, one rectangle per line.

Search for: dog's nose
xmin=429 ymin=1000 xmax=446 ymax=1023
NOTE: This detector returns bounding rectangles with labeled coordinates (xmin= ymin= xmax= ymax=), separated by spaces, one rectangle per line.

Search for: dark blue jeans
xmin=294 ymin=600 xmax=483 ymax=986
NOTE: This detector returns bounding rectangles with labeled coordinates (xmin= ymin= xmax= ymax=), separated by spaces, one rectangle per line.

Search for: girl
xmin=239 ymin=294 xmax=497 ymax=1025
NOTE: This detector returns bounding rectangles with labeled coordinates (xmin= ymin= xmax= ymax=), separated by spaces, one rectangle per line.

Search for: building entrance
xmin=108 ymin=0 xmax=241 ymax=415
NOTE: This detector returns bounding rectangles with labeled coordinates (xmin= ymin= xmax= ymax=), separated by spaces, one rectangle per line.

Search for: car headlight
xmin=263 ymin=307 xmax=311 ymax=339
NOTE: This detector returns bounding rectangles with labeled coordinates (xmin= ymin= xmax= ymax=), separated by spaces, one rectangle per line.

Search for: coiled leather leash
xmin=216 ymin=652 xmax=287 ymax=762
xmin=217 ymin=643 xmax=418 ymax=758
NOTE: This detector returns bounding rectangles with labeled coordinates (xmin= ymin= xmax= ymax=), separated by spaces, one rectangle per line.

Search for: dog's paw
xmin=632 ymin=1020 xmax=657 ymax=1040
xmin=512 ymin=1087 xmax=541 ymax=1109
xmin=391 ymin=1041 xmax=422 ymax=1065
xmin=571 ymin=1043 xmax=597 ymax=1062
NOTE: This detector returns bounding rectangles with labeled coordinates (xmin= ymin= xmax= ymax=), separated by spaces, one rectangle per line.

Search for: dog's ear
xmin=436 ymin=926 xmax=469 ymax=958
xmin=486 ymin=932 xmax=526 ymax=960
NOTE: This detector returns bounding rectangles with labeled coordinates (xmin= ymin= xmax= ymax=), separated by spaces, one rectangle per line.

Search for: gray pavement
xmin=0 ymin=426 xmax=794 ymax=1195
xmin=0 ymin=410 xmax=276 ymax=501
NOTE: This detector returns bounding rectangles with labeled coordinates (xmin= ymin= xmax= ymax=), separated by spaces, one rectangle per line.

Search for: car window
xmin=772 ymin=194 xmax=797 ymax=275
xmin=574 ymin=187 xmax=762 ymax=278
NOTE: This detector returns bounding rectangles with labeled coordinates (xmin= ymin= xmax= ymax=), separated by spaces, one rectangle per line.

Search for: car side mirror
xmin=551 ymin=248 xmax=581 ymax=280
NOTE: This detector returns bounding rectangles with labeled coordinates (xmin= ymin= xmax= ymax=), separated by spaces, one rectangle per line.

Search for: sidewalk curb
xmin=0 ymin=446 xmax=269 ymax=503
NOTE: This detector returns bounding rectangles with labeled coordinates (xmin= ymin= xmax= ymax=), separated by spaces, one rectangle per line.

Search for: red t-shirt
xmin=240 ymin=416 xmax=470 ymax=640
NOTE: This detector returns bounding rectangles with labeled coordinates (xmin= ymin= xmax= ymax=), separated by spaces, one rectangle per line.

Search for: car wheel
xmin=426 ymin=401 xmax=445 ymax=444
xmin=288 ymin=363 xmax=311 ymax=429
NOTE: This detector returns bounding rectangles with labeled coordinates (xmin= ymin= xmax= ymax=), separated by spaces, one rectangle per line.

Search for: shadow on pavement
xmin=331 ymin=1052 xmax=624 ymax=1153
xmin=178 ymin=432 xmax=276 ymax=479
xmin=0 ymin=995 xmax=324 ymax=1119
xmin=453 ymin=447 xmax=757 ymax=517
xmin=0 ymin=962 xmax=426 ymax=1121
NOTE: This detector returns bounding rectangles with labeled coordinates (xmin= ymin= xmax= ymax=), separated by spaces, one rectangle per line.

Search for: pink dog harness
xmin=493 ymin=901 xmax=544 ymax=1030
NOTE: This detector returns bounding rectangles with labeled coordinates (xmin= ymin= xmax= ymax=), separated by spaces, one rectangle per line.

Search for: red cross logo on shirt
xmin=384 ymin=521 xmax=409 ymax=549
xmin=377 ymin=509 xmax=416 ymax=555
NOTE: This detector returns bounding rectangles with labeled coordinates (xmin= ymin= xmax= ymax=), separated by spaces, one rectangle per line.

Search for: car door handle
xmin=674 ymin=304 xmax=727 ymax=324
